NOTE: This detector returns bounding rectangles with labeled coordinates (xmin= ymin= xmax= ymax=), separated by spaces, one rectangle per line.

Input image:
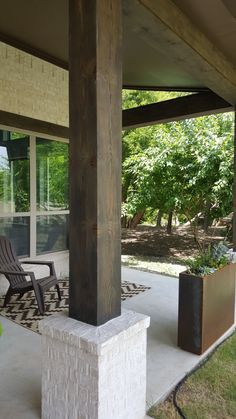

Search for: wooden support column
xmin=233 ymin=111 xmax=236 ymax=251
xmin=69 ymin=0 xmax=122 ymax=325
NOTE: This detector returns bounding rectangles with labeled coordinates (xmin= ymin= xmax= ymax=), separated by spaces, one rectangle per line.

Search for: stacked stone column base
xmin=39 ymin=308 xmax=150 ymax=419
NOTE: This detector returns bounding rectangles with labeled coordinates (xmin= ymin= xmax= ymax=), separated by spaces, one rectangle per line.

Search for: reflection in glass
xmin=36 ymin=138 xmax=69 ymax=211
xmin=36 ymin=214 xmax=69 ymax=254
xmin=0 ymin=130 xmax=30 ymax=213
xmin=0 ymin=216 xmax=30 ymax=256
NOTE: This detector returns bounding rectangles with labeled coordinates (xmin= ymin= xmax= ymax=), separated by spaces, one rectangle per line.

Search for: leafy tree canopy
xmin=122 ymin=90 xmax=234 ymax=230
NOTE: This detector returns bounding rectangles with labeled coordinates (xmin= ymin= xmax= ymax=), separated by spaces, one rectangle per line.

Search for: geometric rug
xmin=0 ymin=279 xmax=150 ymax=333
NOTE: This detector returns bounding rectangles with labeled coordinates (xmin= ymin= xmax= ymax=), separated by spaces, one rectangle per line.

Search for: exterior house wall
xmin=0 ymin=42 xmax=70 ymax=277
xmin=0 ymin=42 xmax=69 ymax=126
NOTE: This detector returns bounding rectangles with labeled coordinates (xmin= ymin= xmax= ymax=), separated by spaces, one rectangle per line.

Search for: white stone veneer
xmin=39 ymin=309 xmax=150 ymax=419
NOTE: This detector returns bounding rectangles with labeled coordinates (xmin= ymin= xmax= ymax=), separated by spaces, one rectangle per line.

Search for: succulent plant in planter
xmin=186 ymin=242 xmax=231 ymax=276
xmin=178 ymin=242 xmax=236 ymax=355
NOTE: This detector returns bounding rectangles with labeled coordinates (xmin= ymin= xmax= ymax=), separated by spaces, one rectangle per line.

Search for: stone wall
xmin=40 ymin=310 xmax=150 ymax=419
xmin=0 ymin=42 xmax=68 ymax=126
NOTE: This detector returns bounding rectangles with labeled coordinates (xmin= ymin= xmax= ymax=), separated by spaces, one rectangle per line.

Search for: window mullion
xmin=30 ymin=135 xmax=37 ymax=257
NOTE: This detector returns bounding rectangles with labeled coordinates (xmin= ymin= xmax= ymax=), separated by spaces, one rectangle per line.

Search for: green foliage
xmin=0 ymin=321 xmax=2 ymax=336
xmin=13 ymin=159 xmax=30 ymax=212
xmin=36 ymin=140 xmax=69 ymax=210
xmin=0 ymin=131 xmax=30 ymax=213
xmin=186 ymin=242 xmax=230 ymax=276
xmin=122 ymin=89 xmax=234 ymax=228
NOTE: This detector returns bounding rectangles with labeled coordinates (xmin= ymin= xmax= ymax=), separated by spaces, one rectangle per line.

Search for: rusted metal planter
xmin=178 ymin=263 xmax=236 ymax=355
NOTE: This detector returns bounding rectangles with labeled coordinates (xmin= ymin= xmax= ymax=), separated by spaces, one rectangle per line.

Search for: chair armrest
xmin=0 ymin=270 xmax=39 ymax=290
xmin=21 ymin=260 xmax=56 ymax=276
xmin=21 ymin=260 xmax=54 ymax=266
xmin=0 ymin=270 xmax=34 ymax=276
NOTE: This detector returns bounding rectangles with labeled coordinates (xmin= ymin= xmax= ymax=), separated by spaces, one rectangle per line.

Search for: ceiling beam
xmin=123 ymin=85 xmax=210 ymax=93
xmin=0 ymin=92 xmax=232 ymax=135
xmin=124 ymin=0 xmax=236 ymax=105
xmin=0 ymin=110 xmax=69 ymax=138
xmin=122 ymin=92 xmax=233 ymax=130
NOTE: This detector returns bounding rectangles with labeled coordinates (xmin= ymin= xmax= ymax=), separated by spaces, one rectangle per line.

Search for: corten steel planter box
xmin=178 ymin=263 xmax=236 ymax=355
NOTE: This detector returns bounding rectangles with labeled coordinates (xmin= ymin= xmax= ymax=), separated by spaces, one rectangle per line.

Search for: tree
xmin=122 ymin=89 xmax=234 ymax=231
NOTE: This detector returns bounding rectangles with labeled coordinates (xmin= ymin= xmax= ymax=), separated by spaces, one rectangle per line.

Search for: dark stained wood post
xmin=233 ymin=110 xmax=236 ymax=251
xmin=69 ymin=0 xmax=122 ymax=325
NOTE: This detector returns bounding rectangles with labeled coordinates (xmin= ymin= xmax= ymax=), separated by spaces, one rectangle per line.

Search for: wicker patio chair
xmin=0 ymin=235 xmax=61 ymax=315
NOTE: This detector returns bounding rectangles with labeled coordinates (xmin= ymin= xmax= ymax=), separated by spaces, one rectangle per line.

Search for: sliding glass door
xmin=36 ymin=138 xmax=69 ymax=254
xmin=0 ymin=127 xmax=69 ymax=257
xmin=0 ymin=130 xmax=30 ymax=256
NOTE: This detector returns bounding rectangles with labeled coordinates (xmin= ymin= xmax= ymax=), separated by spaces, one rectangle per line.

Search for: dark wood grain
xmin=0 ymin=110 xmax=69 ymax=138
xmin=123 ymin=92 xmax=233 ymax=130
xmin=123 ymin=85 xmax=210 ymax=93
xmin=69 ymin=0 xmax=122 ymax=325
xmin=1 ymin=93 xmax=230 ymax=140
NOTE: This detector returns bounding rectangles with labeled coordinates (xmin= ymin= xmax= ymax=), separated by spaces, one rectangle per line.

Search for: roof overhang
xmin=0 ymin=0 xmax=235 ymax=103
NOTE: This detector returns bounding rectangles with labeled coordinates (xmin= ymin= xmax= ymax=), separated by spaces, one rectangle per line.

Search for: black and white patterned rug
xmin=0 ymin=279 xmax=150 ymax=333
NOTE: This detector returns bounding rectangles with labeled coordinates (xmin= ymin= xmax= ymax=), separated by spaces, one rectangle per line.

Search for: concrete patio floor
xmin=0 ymin=267 xmax=235 ymax=418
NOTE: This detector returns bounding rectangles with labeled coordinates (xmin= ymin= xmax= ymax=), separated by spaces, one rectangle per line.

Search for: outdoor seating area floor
xmin=0 ymin=267 xmax=235 ymax=419
xmin=0 ymin=279 xmax=150 ymax=333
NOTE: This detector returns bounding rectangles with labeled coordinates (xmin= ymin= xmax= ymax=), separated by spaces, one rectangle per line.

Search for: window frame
xmin=0 ymin=124 xmax=69 ymax=257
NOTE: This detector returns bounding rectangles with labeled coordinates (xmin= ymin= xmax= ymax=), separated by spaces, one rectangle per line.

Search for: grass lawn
xmin=121 ymin=254 xmax=185 ymax=277
xmin=149 ymin=331 xmax=236 ymax=419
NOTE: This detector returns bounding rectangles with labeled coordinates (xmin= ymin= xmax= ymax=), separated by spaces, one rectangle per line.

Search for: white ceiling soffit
xmin=173 ymin=0 xmax=236 ymax=64
xmin=0 ymin=0 xmax=235 ymax=100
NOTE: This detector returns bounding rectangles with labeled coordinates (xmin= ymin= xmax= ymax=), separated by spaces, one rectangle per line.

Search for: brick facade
xmin=0 ymin=42 xmax=68 ymax=126
xmin=40 ymin=310 xmax=150 ymax=419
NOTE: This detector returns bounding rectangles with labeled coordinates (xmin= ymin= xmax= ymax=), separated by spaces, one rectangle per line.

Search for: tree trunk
xmin=156 ymin=209 xmax=163 ymax=228
xmin=190 ymin=216 xmax=202 ymax=250
xmin=204 ymin=201 xmax=211 ymax=233
xmin=167 ymin=210 xmax=173 ymax=234
xmin=121 ymin=215 xmax=127 ymax=228
xmin=129 ymin=210 xmax=145 ymax=229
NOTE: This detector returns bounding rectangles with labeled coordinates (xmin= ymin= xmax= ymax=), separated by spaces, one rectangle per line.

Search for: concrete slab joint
xmin=39 ymin=308 xmax=150 ymax=419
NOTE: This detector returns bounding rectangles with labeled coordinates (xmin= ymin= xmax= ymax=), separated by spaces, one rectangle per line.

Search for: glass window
xmin=0 ymin=216 xmax=30 ymax=256
xmin=36 ymin=214 xmax=69 ymax=254
xmin=0 ymin=129 xmax=69 ymax=258
xmin=0 ymin=130 xmax=30 ymax=213
xmin=36 ymin=138 xmax=69 ymax=211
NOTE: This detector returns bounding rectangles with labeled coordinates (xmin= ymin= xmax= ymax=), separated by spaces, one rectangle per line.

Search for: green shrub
xmin=187 ymin=242 xmax=230 ymax=276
